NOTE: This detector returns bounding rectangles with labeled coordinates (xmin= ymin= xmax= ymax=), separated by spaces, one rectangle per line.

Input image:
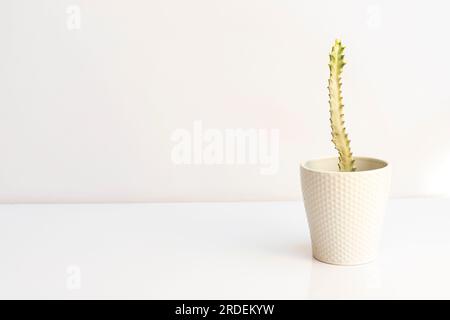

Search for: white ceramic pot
xmin=300 ymin=157 xmax=391 ymax=265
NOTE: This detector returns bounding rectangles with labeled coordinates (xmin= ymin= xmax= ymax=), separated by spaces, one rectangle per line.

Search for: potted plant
xmin=300 ymin=40 xmax=391 ymax=265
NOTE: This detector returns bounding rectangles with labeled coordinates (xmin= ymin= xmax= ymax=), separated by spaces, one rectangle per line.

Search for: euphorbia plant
xmin=328 ymin=39 xmax=356 ymax=172
xmin=300 ymin=39 xmax=391 ymax=266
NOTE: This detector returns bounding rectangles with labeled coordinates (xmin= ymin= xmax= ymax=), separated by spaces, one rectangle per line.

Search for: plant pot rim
xmin=301 ymin=156 xmax=389 ymax=174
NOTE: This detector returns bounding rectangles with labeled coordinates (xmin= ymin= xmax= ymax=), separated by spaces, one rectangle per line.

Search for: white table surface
xmin=0 ymin=198 xmax=449 ymax=300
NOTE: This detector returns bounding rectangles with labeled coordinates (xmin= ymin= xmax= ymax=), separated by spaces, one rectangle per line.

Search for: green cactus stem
xmin=328 ymin=39 xmax=356 ymax=172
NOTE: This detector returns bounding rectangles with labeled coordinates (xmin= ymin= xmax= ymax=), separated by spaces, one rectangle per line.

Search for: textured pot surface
xmin=300 ymin=157 xmax=391 ymax=265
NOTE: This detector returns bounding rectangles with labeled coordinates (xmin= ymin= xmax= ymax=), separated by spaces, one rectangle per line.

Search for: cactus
xmin=328 ymin=39 xmax=356 ymax=172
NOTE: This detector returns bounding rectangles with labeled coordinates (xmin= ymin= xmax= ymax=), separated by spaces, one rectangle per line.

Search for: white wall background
xmin=1 ymin=0 xmax=449 ymax=202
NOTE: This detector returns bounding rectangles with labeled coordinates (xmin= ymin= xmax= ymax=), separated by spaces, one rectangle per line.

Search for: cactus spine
xmin=328 ymin=39 xmax=356 ymax=172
